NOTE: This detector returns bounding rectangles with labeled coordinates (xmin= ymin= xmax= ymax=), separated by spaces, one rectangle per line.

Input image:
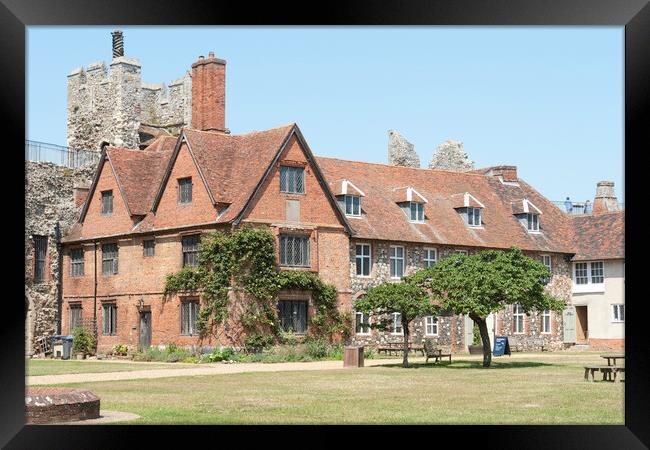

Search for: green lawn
xmin=45 ymin=354 xmax=624 ymax=424
xmin=27 ymin=359 xmax=194 ymax=376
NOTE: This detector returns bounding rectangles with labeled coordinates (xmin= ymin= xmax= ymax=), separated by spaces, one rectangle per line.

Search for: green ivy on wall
xmin=163 ymin=227 xmax=348 ymax=344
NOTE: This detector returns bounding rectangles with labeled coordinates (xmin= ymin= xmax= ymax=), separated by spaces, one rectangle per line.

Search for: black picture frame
xmin=4 ymin=0 xmax=648 ymax=448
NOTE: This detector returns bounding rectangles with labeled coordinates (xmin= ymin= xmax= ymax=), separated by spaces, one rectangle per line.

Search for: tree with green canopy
xmin=354 ymin=282 xmax=441 ymax=367
xmin=409 ymin=247 xmax=565 ymax=367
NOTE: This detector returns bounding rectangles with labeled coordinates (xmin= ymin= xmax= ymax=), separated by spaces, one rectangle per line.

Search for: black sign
xmin=493 ymin=336 xmax=511 ymax=357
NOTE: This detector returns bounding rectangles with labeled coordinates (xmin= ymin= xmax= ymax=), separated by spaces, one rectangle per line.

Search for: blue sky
xmin=27 ymin=27 xmax=624 ymax=204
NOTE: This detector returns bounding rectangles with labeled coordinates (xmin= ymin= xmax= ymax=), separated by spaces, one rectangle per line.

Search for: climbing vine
xmin=163 ymin=227 xmax=348 ymax=345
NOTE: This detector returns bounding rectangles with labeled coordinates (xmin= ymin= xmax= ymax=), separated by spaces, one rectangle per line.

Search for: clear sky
xmin=27 ymin=26 xmax=624 ymax=204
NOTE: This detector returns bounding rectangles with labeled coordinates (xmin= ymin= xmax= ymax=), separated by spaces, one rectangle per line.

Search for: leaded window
xmin=279 ymin=166 xmax=305 ymax=194
xmin=69 ymin=304 xmax=82 ymax=331
xmin=33 ymin=235 xmax=47 ymax=283
xmin=513 ymin=304 xmax=525 ymax=334
xmin=182 ymin=235 xmax=200 ymax=267
xmin=70 ymin=248 xmax=84 ymax=277
xmin=279 ymin=235 xmax=310 ymax=267
xmin=102 ymin=243 xmax=118 ymax=275
xmin=101 ymin=190 xmax=113 ymax=215
xmin=345 ymin=195 xmax=361 ymax=216
xmin=178 ymin=177 xmax=192 ymax=204
xmin=102 ymin=303 xmax=117 ymax=335
xmin=143 ymin=239 xmax=155 ymax=257
xmin=390 ymin=246 xmax=404 ymax=278
xmin=278 ymin=300 xmax=308 ymax=334
xmin=467 ymin=207 xmax=481 ymax=226
xmin=181 ymin=300 xmax=200 ymax=335
xmin=355 ymin=244 xmax=371 ymax=276
xmin=355 ymin=311 xmax=370 ymax=334
xmin=409 ymin=202 xmax=425 ymax=222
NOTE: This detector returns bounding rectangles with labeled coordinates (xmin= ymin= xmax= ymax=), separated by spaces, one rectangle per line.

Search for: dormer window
xmin=467 ymin=207 xmax=481 ymax=227
xmin=345 ymin=195 xmax=361 ymax=217
xmin=409 ymin=202 xmax=425 ymax=223
xmin=527 ymin=213 xmax=540 ymax=232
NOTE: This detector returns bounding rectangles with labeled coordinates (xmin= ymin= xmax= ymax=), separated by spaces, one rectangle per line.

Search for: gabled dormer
xmin=333 ymin=179 xmax=365 ymax=218
xmin=452 ymin=192 xmax=485 ymax=228
xmin=394 ymin=187 xmax=428 ymax=223
xmin=512 ymin=199 xmax=542 ymax=233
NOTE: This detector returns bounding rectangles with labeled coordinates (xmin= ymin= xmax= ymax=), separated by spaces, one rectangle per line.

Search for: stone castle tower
xmin=67 ymin=30 xmax=193 ymax=151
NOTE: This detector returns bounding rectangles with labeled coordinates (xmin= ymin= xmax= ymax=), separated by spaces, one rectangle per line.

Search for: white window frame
xmin=345 ymin=195 xmax=361 ymax=217
xmin=467 ymin=207 xmax=481 ymax=227
xmin=355 ymin=243 xmax=372 ymax=277
xmin=389 ymin=245 xmax=405 ymax=279
xmin=540 ymin=254 xmax=552 ymax=284
xmin=391 ymin=312 xmax=403 ymax=335
xmin=611 ymin=304 xmax=625 ymax=323
xmin=425 ymin=316 xmax=438 ymax=336
xmin=408 ymin=201 xmax=425 ymax=223
xmin=572 ymin=261 xmax=605 ymax=293
xmin=423 ymin=247 xmax=437 ymax=268
xmin=513 ymin=304 xmax=525 ymax=334
xmin=527 ymin=213 xmax=540 ymax=232
xmin=355 ymin=311 xmax=371 ymax=335
xmin=541 ymin=310 xmax=551 ymax=334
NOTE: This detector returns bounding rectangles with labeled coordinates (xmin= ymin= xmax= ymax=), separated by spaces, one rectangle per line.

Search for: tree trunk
xmin=469 ymin=312 xmax=492 ymax=368
xmin=402 ymin=317 xmax=410 ymax=368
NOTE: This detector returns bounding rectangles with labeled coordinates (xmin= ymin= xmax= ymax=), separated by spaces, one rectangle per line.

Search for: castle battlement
xmin=66 ymin=32 xmax=191 ymax=151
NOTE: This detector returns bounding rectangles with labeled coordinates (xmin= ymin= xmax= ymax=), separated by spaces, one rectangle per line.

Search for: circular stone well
xmin=25 ymin=387 xmax=100 ymax=424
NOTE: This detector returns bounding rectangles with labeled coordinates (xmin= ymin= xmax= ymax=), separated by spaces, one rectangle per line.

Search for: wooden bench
xmin=583 ymin=365 xmax=625 ymax=382
xmin=377 ymin=342 xmax=424 ymax=356
xmin=423 ymin=339 xmax=452 ymax=364
xmin=508 ymin=336 xmax=524 ymax=352
xmin=531 ymin=337 xmax=546 ymax=352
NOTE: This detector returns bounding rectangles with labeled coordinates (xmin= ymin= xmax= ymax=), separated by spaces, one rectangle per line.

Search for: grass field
xmin=42 ymin=354 xmax=624 ymax=424
xmin=27 ymin=359 xmax=194 ymax=376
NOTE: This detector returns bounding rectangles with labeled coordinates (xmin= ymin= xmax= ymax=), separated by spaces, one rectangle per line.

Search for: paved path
xmin=28 ymin=351 xmax=601 ymax=386
xmin=51 ymin=410 xmax=141 ymax=425
xmin=27 ymin=357 xmax=418 ymax=385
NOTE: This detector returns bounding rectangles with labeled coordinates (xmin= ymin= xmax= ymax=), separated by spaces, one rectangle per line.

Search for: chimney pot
xmin=111 ymin=30 xmax=124 ymax=59
xmin=208 ymin=52 xmax=215 ymax=58
xmin=593 ymin=180 xmax=619 ymax=213
xmin=198 ymin=55 xmax=204 ymax=60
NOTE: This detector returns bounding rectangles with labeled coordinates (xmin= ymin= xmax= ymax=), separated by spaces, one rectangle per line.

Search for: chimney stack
xmin=191 ymin=52 xmax=228 ymax=133
xmin=593 ymin=181 xmax=619 ymax=213
xmin=111 ymin=30 xmax=124 ymax=59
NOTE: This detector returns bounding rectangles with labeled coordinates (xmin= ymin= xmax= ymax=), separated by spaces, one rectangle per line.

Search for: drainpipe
xmin=93 ymin=242 xmax=98 ymax=341
xmin=55 ymin=222 xmax=63 ymax=335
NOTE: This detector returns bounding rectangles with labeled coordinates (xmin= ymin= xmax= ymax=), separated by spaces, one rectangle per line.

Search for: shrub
xmin=72 ymin=327 xmax=95 ymax=355
xmin=472 ymin=323 xmax=481 ymax=345
xmin=363 ymin=346 xmax=375 ymax=360
xmin=280 ymin=330 xmax=298 ymax=346
xmin=113 ymin=344 xmax=128 ymax=355
xmin=244 ymin=333 xmax=275 ymax=353
xmin=165 ymin=342 xmax=179 ymax=354
xmin=327 ymin=343 xmax=344 ymax=360
xmin=221 ymin=347 xmax=236 ymax=361
xmin=306 ymin=338 xmax=329 ymax=359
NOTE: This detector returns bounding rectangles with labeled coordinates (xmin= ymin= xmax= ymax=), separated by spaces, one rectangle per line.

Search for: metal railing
xmin=25 ymin=140 xmax=100 ymax=168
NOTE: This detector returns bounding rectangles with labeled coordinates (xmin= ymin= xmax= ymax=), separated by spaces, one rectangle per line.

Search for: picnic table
xmin=600 ymin=353 xmax=625 ymax=366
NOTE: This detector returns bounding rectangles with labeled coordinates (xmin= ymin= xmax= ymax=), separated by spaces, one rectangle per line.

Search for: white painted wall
xmin=571 ymin=259 xmax=624 ymax=340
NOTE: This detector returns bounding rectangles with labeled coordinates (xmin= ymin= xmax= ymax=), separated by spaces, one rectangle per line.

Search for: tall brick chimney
xmin=191 ymin=52 xmax=228 ymax=133
xmin=593 ymin=181 xmax=619 ymax=214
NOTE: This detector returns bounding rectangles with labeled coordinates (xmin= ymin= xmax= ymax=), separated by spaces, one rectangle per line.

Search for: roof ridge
xmin=185 ymin=123 xmax=295 ymax=137
xmin=316 ymin=156 xmax=491 ymax=178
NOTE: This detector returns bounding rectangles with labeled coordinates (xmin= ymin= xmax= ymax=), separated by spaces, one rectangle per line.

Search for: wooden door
xmin=139 ymin=311 xmax=152 ymax=350
xmin=575 ymin=306 xmax=588 ymax=344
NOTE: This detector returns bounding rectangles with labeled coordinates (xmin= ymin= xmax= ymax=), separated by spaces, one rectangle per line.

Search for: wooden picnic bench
xmin=600 ymin=353 xmax=625 ymax=367
xmin=423 ymin=339 xmax=452 ymax=364
xmin=583 ymin=364 xmax=625 ymax=382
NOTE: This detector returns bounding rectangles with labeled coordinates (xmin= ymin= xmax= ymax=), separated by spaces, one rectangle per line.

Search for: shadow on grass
xmin=376 ymin=360 xmax=554 ymax=370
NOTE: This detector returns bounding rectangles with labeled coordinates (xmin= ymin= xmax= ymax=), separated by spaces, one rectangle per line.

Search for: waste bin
xmin=51 ymin=335 xmax=64 ymax=359
xmin=343 ymin=346 xmax=364 ymax=368
xmin=62 ymin=335 xmax=73 ymax=360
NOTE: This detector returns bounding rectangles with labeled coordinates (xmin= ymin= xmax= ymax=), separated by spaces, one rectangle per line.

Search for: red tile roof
xmin=317 ymin=157 xmax=576 ymax=253
xmin=571 ymin=211 xmax=624 ymax=260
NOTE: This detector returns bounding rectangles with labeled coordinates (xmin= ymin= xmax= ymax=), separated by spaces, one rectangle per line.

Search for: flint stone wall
xmin=25 ymin=161 xmax=96 ymax=355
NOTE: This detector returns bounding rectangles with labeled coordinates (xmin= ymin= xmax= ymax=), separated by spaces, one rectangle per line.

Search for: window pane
xmin=575 ymin=263 xmax=588 ymax=284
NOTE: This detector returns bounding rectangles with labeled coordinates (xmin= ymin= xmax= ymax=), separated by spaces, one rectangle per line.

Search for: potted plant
xmin=468 ymin=323 xmax=484 ymax=355
xmin=72 ymin=327 xmax=96 ymax=359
